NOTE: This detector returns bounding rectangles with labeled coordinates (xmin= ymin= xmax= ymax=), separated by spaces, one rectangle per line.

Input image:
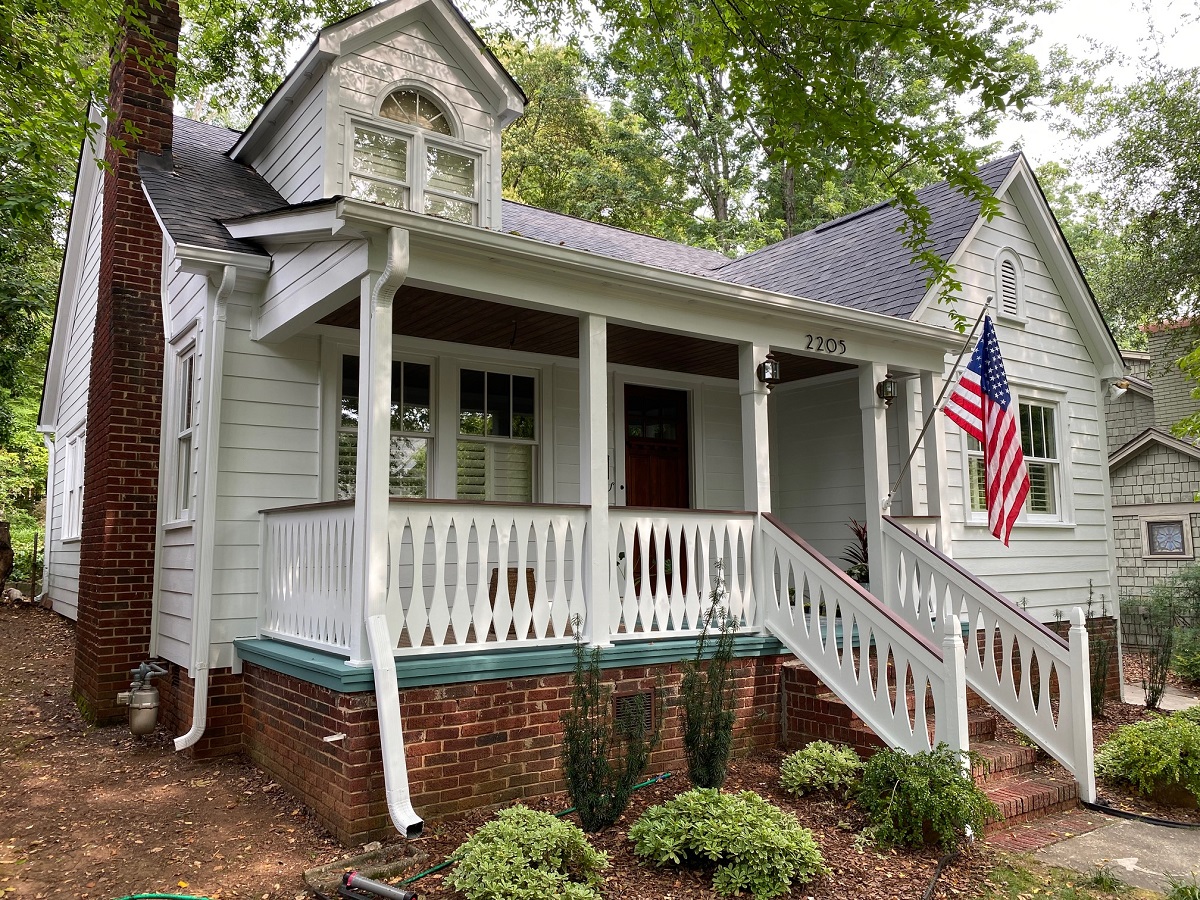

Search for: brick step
xmin=970 ymin=740 xmax=1038 ymax=783
xmin=982 ymin=770 xmax=1079 ymax=834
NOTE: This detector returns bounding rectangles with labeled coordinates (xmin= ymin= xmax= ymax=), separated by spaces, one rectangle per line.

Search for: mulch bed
xmin=392 ymin=751 xmax=997 ymax=900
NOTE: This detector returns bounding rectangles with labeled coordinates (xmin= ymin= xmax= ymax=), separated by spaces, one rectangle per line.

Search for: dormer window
xmin=347 ymin=87 xmax=479 ymax=225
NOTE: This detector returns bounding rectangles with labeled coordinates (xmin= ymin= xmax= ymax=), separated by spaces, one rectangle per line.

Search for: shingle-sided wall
xmin=1112 ymin=444 xmax=1200 ymax=506
xmin=1147 ymin=330 xmax=1200 ymax=429
xmin=1112 ymin=512 xmax=1200 ymax=599
xmin=1105 ymin=391 xmax=1155 ymax=454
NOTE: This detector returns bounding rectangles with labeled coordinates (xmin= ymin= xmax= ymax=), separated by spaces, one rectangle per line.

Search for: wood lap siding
xmin=157 ymin=524 xmax=195 ymax=665
xmin=769 ymin=376 xmax=865 ymax=563
xmin=698 ymin=384 xmax=744 ymax=510
xmin=919 ymin=196 xmax=1113 ymax=617
xmin=211 ymin=293 xmax=322 ymax=667
xmin=46 ymin=177 xmax=105 ymax=619
xmin=250 ymin=78 xmax=326 ymax=203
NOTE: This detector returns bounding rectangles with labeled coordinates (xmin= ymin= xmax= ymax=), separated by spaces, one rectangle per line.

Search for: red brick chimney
xmin=74 ymin=0 xmax=181 ymax=723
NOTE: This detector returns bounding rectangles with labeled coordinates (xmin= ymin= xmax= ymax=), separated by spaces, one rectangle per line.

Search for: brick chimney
xmin=74 ymin=0 xmax=181 ymax=723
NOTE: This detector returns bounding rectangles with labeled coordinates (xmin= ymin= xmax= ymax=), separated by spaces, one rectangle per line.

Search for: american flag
xmin=943 ymin=316 xmax=1029 ymax=545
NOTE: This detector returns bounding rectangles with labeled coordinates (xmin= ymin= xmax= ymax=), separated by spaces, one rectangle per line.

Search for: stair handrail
xmin=761 ymin=513 xmax=968 ymax=755
xmin=881 ymin=516 xmax=1096 ymax=802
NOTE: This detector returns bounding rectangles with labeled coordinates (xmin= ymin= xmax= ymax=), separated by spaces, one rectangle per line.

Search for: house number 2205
xmin=805 ymin=335 xmax=847 ymax=355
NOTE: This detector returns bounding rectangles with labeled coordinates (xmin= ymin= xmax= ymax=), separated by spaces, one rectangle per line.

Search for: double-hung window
xmin=63 ymin=430 xmax=85 ymax=540
xmin=457 ymin=369 xmax=536 ymax=502
xmin=347 ymin=88 xmax=479 ymax=225
xmin=173 ymin=348 xmax=197 ymax=520
xmin=337 ymin=355 xmax=431 ymax=499
xmin=967 ymin=400 xmax=1061 ymax=520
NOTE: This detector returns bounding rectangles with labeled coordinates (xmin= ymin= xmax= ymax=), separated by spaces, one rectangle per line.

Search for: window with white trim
xmin=337 ymin=355 xmax=431 ymax=499
xmin=173 ymin=347 xmax=198 ymax=520
xmin=347 ymin=89 xmax=479 ymax=225
xmin=1143 ymin=518 xmax=1193 ymax=559
xmin=63 ymin=431 xmax=85 ymax=540
xmin=995 ymin=248 xmax=1025 ymax=322
xmin=457 ymin=368 xmax=536 ymax=502
xmin=967 ymin=399 xmax=1061 ymax=519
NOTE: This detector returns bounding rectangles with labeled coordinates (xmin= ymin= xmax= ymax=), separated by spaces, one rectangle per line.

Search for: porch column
xmin=739 ymin=344 xmax=771 ymax=630
xmin=920 ymin=369 xmax=952 ymax=555
xmin=859 ymin=363 xmax=889 ymax=596
xmin=579 ymin=314 xmax=611 ymax=646
xmin=349 ymin=228 xmax=407 ymax=665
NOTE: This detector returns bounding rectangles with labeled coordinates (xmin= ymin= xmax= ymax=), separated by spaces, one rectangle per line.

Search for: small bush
xmin=561 ymin=628 xmax=656 ymax=831
xmin=780 ymin=741 xmax=862 ymax=797
xmin=629 ymin=788 xmax=826 ymax=899
xmin=447 ymin=805 xmax=608 ymax=900
xmin=856 ymin=744 xmax=998 ymax=850
xmin=1084 ymin=865 xmax=1125 ymax=893
xmin=1174 ymin=627 xmax=1200 ymax=686
xmin=680 ymin=566 xmax=738 ymax=788
xmin=1095 ymin=710 xmax=1200 ymax=805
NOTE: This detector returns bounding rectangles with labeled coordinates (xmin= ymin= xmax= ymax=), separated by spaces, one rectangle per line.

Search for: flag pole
xmin=882 ymin=297 xmax=992 ymax=511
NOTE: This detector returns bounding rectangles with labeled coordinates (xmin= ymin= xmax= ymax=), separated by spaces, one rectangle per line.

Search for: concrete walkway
xmin=1035 ymin=818 xmax=1200 ymax=892
xmin=1030 ymin=680 xmax=1200 ymax=894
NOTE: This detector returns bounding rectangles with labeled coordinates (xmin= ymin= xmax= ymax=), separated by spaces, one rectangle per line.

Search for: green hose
xmin=112 ymin=894 xmax=210 ymax=900
xmin=398 ymin=771 xmax=673 ymax=887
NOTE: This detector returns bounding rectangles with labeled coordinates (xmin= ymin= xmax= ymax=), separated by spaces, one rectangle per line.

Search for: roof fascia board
xmin=1110 ymin=428 xmax=1200 ymax=469
xmin=910 ymin=160 xmax=1022 ymax=325
xmin=330 ymin=199 xmax=964 ymax=366
xmin=40 ymin=106 xmax=106 ymax=432
xmin=230 ymin=44 xmax=332 ymax=161
xmin=173 ymin=243 xmax=273 ymax=279
xmin=225 ymin=203 xmax=344 ymax=245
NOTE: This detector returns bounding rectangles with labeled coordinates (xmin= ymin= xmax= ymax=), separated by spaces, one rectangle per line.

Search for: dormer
xmin=231 ymin=0 xmax=524 ymax=230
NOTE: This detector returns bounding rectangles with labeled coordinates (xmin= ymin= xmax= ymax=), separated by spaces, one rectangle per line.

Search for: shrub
xmin=1174 ymin=627 xmax=1200 ymax=686
xmin=561 ymin=629 xmax=656 ymax=831
xmin=780 ymin=741 xmax=862 ymax=797
xmin=448 ymin=805 xmax=608 ymax=900
xmin=629 ymin=788 xmax=826 ymax=899
xmin=855 ymin=744 xmax=998 ymax=850
xmin=1095 ymin=710 xmax=1200 ymax=805
xmin=681 ymin=567 xmax=738 ymax=788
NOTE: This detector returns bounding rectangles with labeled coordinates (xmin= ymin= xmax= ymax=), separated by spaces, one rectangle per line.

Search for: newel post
xmin=941 ymin=599 xmax=970 ymax=760
xmin=1069 ymin=607 xmax=1098 ymax=802
xmin=579 ymin=313 xmax=611 ymax=646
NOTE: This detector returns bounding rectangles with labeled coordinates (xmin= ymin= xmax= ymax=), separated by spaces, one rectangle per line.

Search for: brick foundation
xmin=1046 ymin=614 xmax=1122 ymax=702
xmin=241 ymin=655 xmax=786 ymax=845
xmin=73 ymin=0 xmax=179 ymax=724
xmin=156 ymin=666 xmax=245 ymax=757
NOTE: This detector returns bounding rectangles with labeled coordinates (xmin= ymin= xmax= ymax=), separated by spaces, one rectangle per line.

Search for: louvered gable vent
xmin=1000 ymin=258 xmax=1019 ymax=317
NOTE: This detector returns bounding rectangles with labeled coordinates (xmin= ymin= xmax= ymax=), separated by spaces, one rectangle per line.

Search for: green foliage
xmin=1133 ymin=569 xmax=1200 ymax=708
xmin=1166 ymin=875 xmax=1200 ymax=900
xmin=856 ymin=744 xmax=998 ymax=850
xmin=447 ymin=805 xmax=608 ymax=900
xmin=629 ymin=788 xmax=826 ymax=900
xmin=1084 ymin=583 xmax=1112 ymax=718
xmin=840 ymin=518 xmax=869 ymax=584
xmin=1174 ymin=628 xmax=1200 ymax=686
xmin=780 ymin=741 xmax=863 ymax=797
xmin=1095 ymin=710 xmax=1200 ymax=805
xmin=560 ymin=629 xmax=655 ymax=831
xmin=1082 ymin=866 xmax=1124 ymax=893
xmin=680 ymin=568 xmax=738 ymax=788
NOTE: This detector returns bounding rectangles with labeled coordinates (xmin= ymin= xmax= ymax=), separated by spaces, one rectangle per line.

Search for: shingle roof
xmin=142 ymin=115 xmax=1020 ymax=316
xmin=500 ymin=202 xmax=729 ymax=276
xmin=712 ymin=154 xmax=1022 ymax=318
xmin=140 ymin=117 xmax=288 ymax=256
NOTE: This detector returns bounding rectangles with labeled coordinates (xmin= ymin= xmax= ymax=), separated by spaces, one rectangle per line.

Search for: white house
xmin=40 ymin=0 xmax=1124 ymax=843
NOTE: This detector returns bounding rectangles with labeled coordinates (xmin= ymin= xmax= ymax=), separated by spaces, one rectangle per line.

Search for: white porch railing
xmin=887 ymin=516 xmax=944 ymax=554
xmin=880 ymin=516 xmax=1096 ymax=801
xmin=761 ymin=513 xmax=967 ymax=754
xmin=260 ymin=501 xmax=357 ymax=654
xmin=608 ymin=509 xmax=757 ymax=638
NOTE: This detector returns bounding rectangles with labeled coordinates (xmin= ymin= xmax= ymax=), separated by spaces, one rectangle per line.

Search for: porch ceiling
xmin=319 ymin=288 xmax=854 ymax=382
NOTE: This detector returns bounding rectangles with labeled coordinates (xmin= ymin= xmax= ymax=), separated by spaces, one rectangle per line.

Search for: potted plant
xmin=841 ymin=518 xmax=869 ymax=586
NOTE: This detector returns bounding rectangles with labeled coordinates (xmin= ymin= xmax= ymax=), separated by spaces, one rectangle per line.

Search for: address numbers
xmin=805 ymin=334 xmax=847 ymax=355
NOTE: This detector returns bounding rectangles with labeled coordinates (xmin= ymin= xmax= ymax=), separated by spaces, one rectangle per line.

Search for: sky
xmin=994 ymin=0 xmax=1200 ymax=165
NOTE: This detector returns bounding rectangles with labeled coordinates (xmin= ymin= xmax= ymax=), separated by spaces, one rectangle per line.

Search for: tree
xmin=492 ymin=36 xmax=699 ymax=240
xmin=509 ymin=0 xmax=1047 ymax=288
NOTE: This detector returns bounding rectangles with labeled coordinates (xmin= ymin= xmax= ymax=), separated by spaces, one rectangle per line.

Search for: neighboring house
xmin=40 ymin=0 xmax=1124 ymax=843
xmin=1107 ymin=330 xmax=1200 ymax=600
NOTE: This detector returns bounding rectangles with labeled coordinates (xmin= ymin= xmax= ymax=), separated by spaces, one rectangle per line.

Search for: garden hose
xmin=112 ymin=894 xmax=210 ymax=900
xmin=1081 ymin=799 xmax=1200 ymax=829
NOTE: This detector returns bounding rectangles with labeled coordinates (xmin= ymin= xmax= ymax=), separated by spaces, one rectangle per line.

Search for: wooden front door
xmin=624 ymin=384 xmax=690 ymax=509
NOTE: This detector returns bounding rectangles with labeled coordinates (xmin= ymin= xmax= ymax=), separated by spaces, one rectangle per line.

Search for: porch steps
xmin=781 ymin=660 xmax=1081 ymax=836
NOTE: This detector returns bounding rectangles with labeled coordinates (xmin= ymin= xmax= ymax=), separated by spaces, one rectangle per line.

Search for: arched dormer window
xmin=348 ymin=86 xmax=479 ymax=225
xmin=995 ymin=248 xmax=1025 ymax=323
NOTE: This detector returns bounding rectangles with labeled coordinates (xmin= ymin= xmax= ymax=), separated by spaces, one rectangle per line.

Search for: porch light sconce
xmin=756 ymin=352 xmax=781 ymax=389
xmin=876 ymin=375 xmax=899 ymax=407
xmin=1107 ymin=378 xmax=1130 ymax=401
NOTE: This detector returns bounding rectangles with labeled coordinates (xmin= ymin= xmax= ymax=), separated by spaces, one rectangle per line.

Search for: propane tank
xmin=116 ymin=662 xmax=168 ymax=736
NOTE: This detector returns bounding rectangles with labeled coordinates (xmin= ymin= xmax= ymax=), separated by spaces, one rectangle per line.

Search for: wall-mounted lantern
xmin=875 ymin=375 xmax=899 ymax=407
xmin=757 ymin=352 xmax=781 ymax=389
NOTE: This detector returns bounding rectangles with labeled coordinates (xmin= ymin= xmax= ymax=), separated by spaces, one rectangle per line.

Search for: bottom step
xmin=983 ymin=771 xmax=1079 ymax=833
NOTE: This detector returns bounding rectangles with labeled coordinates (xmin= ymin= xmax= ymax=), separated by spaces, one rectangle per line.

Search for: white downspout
xmin=175 ymin=265 xmax=234 ymax=751
xmin=356 ymin=227 xmax=422 ymax=838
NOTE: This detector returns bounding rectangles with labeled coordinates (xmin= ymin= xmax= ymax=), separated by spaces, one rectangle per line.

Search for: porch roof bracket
xmin=354 ymin=226 xmax=423 ymax=839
